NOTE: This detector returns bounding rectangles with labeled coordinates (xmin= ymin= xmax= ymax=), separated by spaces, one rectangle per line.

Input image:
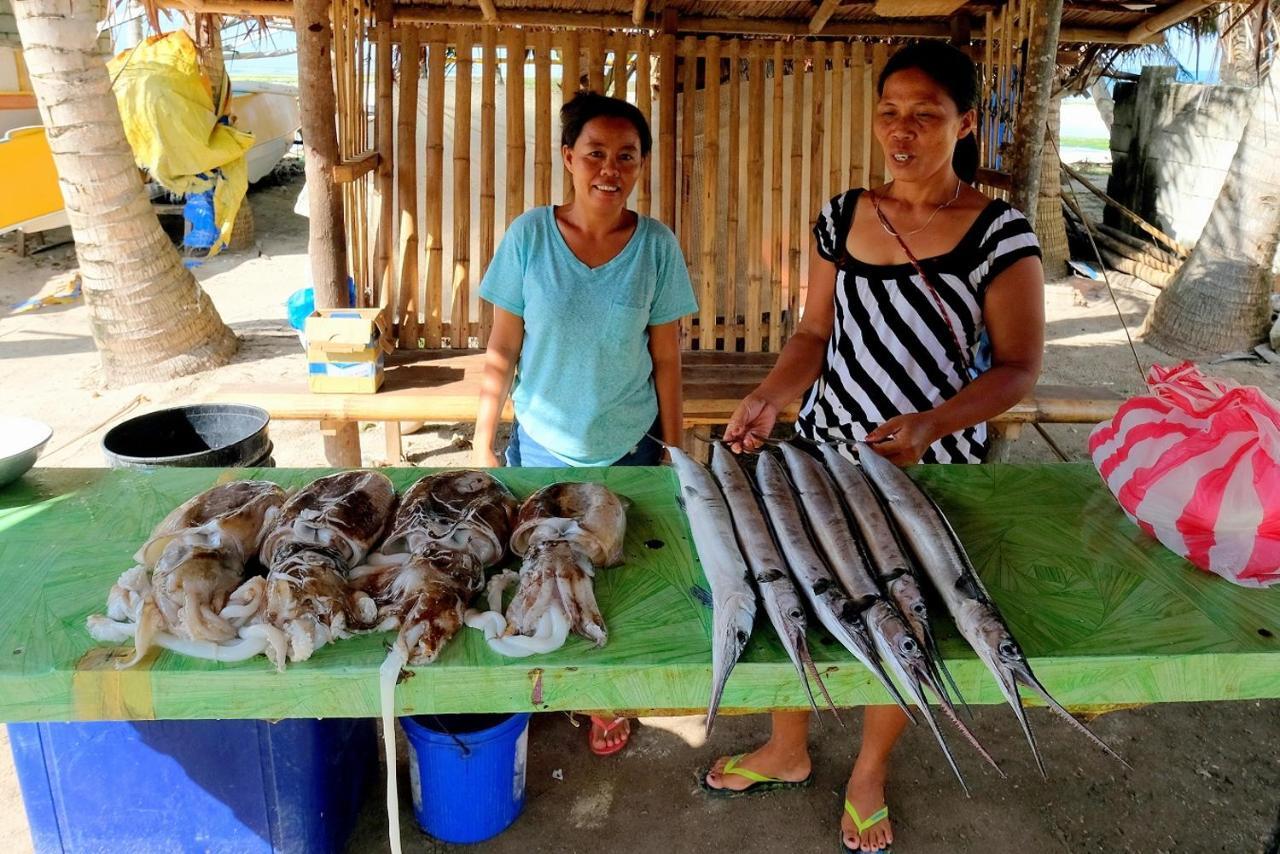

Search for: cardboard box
xmin=304 ymin=307 xmax=393 ymax=394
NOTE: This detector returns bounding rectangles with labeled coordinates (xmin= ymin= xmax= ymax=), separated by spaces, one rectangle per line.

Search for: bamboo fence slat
xmin=451 ymin=27 xmax=473 ymax=349
xmin=678 ymin=36 xmax=697 ymax=266
xmin=870 ymin=42 xmax=888 ymax=183
xmin=634 ymin=34 xmax=652 ymax=216
xmin=561 ymin=29 xmax=582 ymax=204
xmin=374 ymin=19 xmax=394 ymax=308
xmin=788 ymin=38 xmax=804 ymax=329
xmin=534 ymin=30 xmax=553 ymax=206
xmin=830 ymin=40 xmax=845 ymax=198
xmin=505 ymin=27 xmax=526 ymax=228
xmin=480 ymin=25 xmax=496 ymax=341
xmin=769 ymin=40 xmax=785 ymax=350
xmin=724 ymin=39 xmax=741 ymax=348
xmin=745 ymin=44 xmax=765 ymax=353
xmin=851 ymin=41 xmax=868 ymax=189
xmin=983 ymin=12 xmax=994 ymax=167
xmin=658 ymin=34 xmax=676 ymax=227
xmin=808 ymin=40 xmax=826 ymax=241
xmin=697 ymin=35 xmax=720 ymax=351
xmin=395 ymin=29 xmax=421 ymax=347
xmin=424 ymin=28 xmax=447 ymax=347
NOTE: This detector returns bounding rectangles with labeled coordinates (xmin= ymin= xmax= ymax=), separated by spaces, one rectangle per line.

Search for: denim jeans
xmin=504 ymin=419 xmax=663 ymax=467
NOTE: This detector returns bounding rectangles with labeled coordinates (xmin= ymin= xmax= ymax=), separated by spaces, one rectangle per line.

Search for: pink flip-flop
xmin=588 ymin=715 xmax=631 ymax=757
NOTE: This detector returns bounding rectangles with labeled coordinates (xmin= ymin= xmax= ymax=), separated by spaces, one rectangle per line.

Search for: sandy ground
xmin=1 ymin=165 xmax=1279 ymax=853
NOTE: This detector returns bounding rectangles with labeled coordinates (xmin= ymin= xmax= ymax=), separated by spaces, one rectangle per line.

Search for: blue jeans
xmin=504 ymin=419 xmax=663 ymax=467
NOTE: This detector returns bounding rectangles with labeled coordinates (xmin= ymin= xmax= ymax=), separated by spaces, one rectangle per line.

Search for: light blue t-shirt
xmin=479 ymin=206 xmax=697 ymax=466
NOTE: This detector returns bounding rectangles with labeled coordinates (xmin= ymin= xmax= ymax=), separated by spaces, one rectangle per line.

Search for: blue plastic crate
xmin=8 ymin=717 xmax=374 ymax=854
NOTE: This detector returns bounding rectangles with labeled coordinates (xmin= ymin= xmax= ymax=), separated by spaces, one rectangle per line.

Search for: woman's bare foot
xmin=588 ymin=715 xmax=631 ymax=756
xmin=702 ymin=739 xmax=811 ymax=791
xmin=841 ymin=760 xmax=891 ymax=852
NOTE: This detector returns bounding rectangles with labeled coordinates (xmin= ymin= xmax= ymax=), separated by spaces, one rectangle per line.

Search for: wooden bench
xmin=210 ymin=350 xmax=1123 ymax=466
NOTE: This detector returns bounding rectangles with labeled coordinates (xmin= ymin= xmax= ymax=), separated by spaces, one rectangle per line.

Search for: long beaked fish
xmin=669 ymin=445 xmax=758 ymax=737
xmin=854 ymin=442 xmax=1129 ymax=774
xmin=779 ymin=441 xmax=1001 ymax=787
xmin=819 ymin=442 xmax=966 ymax=709
xmin=753 ymin=450 xmax=913 ymax=719
xmin=709 ymin=442 xmax=834 ymax=716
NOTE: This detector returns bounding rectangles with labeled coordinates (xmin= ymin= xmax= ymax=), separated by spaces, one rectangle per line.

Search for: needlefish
xmin=819 ymin=442 xmax=965 ymax=709
xmin=778 ymin=442 xmax=1002 ymax=789
xmin=854 ymin=442 xmax=1129 ymax=774
xmin=752 ymin=450 xmax=911 ymax=718
xmin=709 ymin=442 xmax=835 ymax=716
xmin=668 ymin=445 xmax=757 ymax=736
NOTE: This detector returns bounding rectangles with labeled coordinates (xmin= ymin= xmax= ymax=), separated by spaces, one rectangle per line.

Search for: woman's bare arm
xmin=647 ymin=320 xmax=684 ymax=456
xmin=472 ymin=307 xmax=525 ymax=466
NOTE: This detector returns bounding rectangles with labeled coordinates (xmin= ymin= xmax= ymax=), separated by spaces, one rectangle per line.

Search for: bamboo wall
xmin=340 ymin=24 xmax=1026 ymax=353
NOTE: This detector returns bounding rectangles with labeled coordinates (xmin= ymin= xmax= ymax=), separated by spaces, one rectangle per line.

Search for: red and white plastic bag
xmin=1089 ymin=362 xmax=1280 ymax=588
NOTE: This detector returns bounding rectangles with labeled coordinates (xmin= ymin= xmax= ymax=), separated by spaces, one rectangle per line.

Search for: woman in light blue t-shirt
xmin=473 ymin=91 xmax=697 ymax=754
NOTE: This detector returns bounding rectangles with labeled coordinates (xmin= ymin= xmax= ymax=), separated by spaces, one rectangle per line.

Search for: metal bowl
xmin=0 ymin=416 xmax=53 ymax=489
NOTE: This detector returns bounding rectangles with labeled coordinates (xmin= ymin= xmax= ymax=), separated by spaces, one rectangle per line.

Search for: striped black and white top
xmin=796 ymin=188 xmax=1042 ymax=464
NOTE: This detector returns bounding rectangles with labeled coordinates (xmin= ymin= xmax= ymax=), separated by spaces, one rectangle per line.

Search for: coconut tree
xmin=1142 ymin=32 xmax=1279 ymax=355
xmin=11 ymin=0 xmax=238 ymax=386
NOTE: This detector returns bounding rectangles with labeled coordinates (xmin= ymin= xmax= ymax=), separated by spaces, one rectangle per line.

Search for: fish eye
xmin=999 ymin=639 xmax=1018 ymax=658
xmin=900 ymin=638 xmax=919 ymax=655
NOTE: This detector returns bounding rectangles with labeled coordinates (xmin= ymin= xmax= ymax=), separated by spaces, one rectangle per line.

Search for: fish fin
xmin=1016 ymin=670 xmax=1131 ymax=770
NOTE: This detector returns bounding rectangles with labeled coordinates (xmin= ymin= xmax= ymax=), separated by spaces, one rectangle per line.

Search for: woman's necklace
xmin=870 ymin=179 xmax=962 ymax=238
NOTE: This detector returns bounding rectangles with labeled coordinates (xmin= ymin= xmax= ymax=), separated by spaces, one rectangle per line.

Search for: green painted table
xmin=0 ymin=464 xmax=1276 ymax=722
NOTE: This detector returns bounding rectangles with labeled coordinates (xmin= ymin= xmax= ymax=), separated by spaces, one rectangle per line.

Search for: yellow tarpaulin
xmin=107 ymin=31 xmax=253 ymax=256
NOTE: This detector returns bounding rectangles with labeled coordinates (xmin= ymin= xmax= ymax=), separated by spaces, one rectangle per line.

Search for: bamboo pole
xmin=610 ymin=29 xmax=629 ymax=98
xmin=395 ymin=29 xmax=421 ymax=347
xmin=829 ymin=40 xmax=844 ymax=197
xmin=850 ymin=41 xmax=867 ymax=189
xmin=635 ymin=35 xmax=653 ymax=216
xmin=724 ymin=39 xmax=741 ymax=347
xmin=451 ymin=27 xmax=473 ymax=349
xmin=678 ymin=36 xmax=697 ymax=265
xmin=424 ymin=28 xmax=447 ymax=347
xmin=870 ymin=42 xmax=888 ymax=183
xmin=788 ymin=38 xmax=804 ymax=333
xmin=982 ymin=13 xmax=993 ymax=168
xmin=534 ymin=30 xmax=552 ymax=206
xmin=769 ymin=40 xmax=784 ymax=352
xmin=587 ymin=29 xmax=605 ymax=92
xmin=480 ymin=25 xmax=497 ymax=343
xmin=746 ymin=43 xmax=765 ymax=353
xmin=698 ymin=35 xmax=721 ymax=351
xmin=808 ymin=40 xmax=826 ymax=240
xmin=506 ymin=28 xmax=526 ymax=227
xmin=659 ymin=33 xmax=677 ymax=227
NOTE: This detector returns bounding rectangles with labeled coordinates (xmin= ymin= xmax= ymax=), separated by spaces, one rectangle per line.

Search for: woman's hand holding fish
xmin=724 ymin=392 xmax=779 ymax=453
xmin=865 ymin=412 xmax=940 ymax=466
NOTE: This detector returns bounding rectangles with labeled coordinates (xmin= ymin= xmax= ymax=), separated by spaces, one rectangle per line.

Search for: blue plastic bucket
xmin=400 ymin=712 xmax=530 ymax=844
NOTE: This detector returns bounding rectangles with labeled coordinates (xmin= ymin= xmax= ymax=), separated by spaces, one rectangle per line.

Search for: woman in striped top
xmin=702 ymin=43 xmax=1045 ymax=852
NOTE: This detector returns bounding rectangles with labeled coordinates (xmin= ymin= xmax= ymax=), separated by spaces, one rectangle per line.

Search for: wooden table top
xmin=210 ymin=350 xmax=1122 ymax=426
xmin=0 ymin=463 xmax=1276 ymax=722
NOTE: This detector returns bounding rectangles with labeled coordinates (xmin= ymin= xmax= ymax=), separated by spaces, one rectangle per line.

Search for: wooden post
xmin=769 ymin=40 xmax=785 ymax=352
xmin=658 ymin=29 xmax=677 ymax=227
xmin=451 ymin=28 xmax=473 ymax=349
xmin=850 ymin=41 xmax=867 ymax=189
xmin=395 ymin=29 xmax=420 ymax=348
xmin=1008 ymin=0 xmax=1063 ymax=228
xmin=870 ymin=42 xmax=888 ymax=183
xmin=724 ymin=40 xmax=741 ymax=349
xmin=534 ymin=30 xmax=553 ymax=206
xmin=506 ymin=29 xmax=527 ymax=226
xmin=697 ymin=35 xmax=720 ymax=351
xmin=424 ymin=29 xmax=446 ymax=347
xmin=320 ymin=419 xmax=362 ymax=466
xmin=678 ymin=36 xmax=697 ymax=266
xmin=808 ymin=41 xmax=826 ymax=248
xmin=610 ymin=29 xmax=630 ymax=98
xmin=586 ymin=29 xmax=605 ymax=92
xmin=297 ymin=0 xmax=349 ymax=308
xmin=480 ymin=25 xmax=497 ymax=342
xmin=635 ymin=35 xmax=653 ymax=216
xmin=745 ymin=44 xmax=765 ymax=352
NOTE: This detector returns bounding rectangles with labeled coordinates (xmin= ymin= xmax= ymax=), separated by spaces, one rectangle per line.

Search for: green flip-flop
xmin=840 ymin=800 xmax=891 ymax=853
xmin=697 ymin=753 xmax=814 ymax=799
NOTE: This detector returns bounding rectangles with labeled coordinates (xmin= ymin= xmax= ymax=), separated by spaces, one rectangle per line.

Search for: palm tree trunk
xmin=1037 ymin=94 xmax=1069 ymax=279
xmin=1143 ymin=65 xmax=1280 ymax=355
xmin=12 ymin=0 xmax=238 ymax=386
